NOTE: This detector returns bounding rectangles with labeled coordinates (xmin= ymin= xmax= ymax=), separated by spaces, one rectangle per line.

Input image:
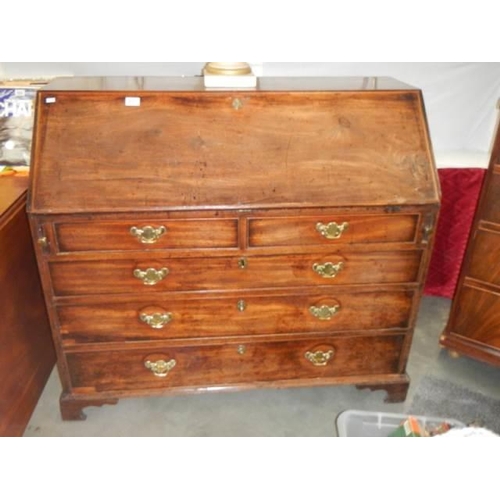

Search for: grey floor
xmin=24 ymin=296 xmax=500 ymax=436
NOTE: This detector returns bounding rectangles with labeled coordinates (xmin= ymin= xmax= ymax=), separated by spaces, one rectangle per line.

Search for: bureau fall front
xmin=27 ymin=76 xmax=440 ymax=419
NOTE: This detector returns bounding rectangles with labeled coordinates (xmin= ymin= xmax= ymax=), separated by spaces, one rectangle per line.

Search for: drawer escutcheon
xmin=309 ymin=304 xmax=340 ymax=321
xmin=305 ymin=349 xmax=335 ymax=366
xmin=144 ymin=359 xmax=176 ymax=377
xmin=130 ymin=225 xmax=167 ymax=244
xmin=316 ymin=221 xmax=349 ymax=240
xmin=312 ymin=261 xmax=344 ymax=278
xmin=133 ymin=267 xmax=169 ymax=285
xmin=139 ymin=312 xmax=173 ymax=329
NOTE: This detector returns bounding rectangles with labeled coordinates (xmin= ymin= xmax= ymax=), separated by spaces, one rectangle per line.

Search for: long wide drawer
xmin=248 ymin=214 xmax=419 ymax=247
xmin=57 ymin=290 xmax=414 ymax=344
xmin=66 ymin=334 xmax=405 ymax=392
xmin=49 ymin=250 xmax=422 ymax=296
xmin=54 ymin=218 xmax=239 ymax=252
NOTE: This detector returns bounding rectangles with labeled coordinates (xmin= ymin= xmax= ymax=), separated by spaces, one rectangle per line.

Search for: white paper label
xmin=45 ymin=97 xmax=56 ymax=104
xmin=125 ymin=97 xmax=141 ymax=107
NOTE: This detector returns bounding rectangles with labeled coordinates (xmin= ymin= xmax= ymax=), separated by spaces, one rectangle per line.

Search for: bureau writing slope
xmin=27 ymin=77 xmax=440 ymax=420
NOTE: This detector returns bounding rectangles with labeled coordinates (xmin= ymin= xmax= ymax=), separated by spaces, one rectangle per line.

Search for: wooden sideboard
xmin=0 ymin=176 xmax=55 ymax=436
xmin=441 ymin=123 xmax=500 ymax=366
xmin=27 ymin=76 xmax=440 ymax=420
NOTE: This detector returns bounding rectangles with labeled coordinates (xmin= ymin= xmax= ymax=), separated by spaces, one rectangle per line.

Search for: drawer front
xmin=248 ymin=214 xmax=418 ymax=247
xmin=57 ymin=290 xmax=414 ymax=344
xmin=467 ymin=229 xmax=500 ymax=287
xmin=449 ymin=285 xmax=500 ymax=350
xmin=481 ymin=168 xmax=500 ymax=224
xmin=54 ymin=219 xmax=238 ymax=252
xmin=49 ymin=251 xmax=422 ymax=296
xmin=66 ymin=334 xmax=405 ymax=392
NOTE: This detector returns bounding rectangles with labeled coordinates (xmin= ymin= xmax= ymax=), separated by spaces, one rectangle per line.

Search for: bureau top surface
xmin=40 ymin=76 xmax=416 ymax=92
xmin=29 ymin=77 xmax=440 ymax=214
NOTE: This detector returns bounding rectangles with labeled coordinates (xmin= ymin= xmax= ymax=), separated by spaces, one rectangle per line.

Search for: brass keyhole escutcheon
xmin=232 ymin=98 xmax=243 ymax=110
xmin=238 ymin=257 xmax=248 ymax=269
xmin=237 ymin=300 xmax=247 ymax=312
xmin=237 ymin=345 xmax=246 ymax=355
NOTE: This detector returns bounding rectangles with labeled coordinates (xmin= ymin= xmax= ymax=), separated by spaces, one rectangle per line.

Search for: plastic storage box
xmin=336 ymin=410 xmax=465 ymax=437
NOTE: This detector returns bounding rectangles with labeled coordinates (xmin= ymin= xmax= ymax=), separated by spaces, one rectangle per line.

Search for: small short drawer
xmin=248 ymin=214 xmax=418 ymax=247
xmin=66 ymin=334 xmax=405 ymax=392
xmin=49 ymin=250 xmax=422 ymax=296
xmin=57 ymin=289 xmax=414 ymax=344
xmin=54 ymin=218 xmax=238 ymax=252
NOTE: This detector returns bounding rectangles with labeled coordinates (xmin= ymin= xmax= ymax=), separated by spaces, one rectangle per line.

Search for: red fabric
xmin=424 ymin=168 xmax=486 ymax=298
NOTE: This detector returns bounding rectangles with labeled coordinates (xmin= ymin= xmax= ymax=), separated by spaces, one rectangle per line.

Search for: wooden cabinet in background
xmin=441 ymin=124 xmax=500 ymax=366
xmin=0 ymin=176 xmax=55 ymax=436
xmin=27 ymin=77 xmax=440 ymax=420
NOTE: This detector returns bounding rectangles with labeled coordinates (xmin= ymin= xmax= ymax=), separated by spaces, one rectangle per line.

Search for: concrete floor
xmin=24 ymin=296 xmax=500 ymax=436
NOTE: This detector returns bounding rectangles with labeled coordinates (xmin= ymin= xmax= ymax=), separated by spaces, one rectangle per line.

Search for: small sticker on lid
xmin=125 ymin=97 xmax=141 ymax=107
xmin=45 ymin=97 xmax=56 ymax=104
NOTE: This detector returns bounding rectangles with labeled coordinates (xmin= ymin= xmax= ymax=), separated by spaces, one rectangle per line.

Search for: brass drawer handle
xmin=139 ymin=312 xmax=173 ymax=329
xmin=133 ymin=267 xmax=169 ymax=285
xmin=305 ymin=349 xmax=335 ymax=366
xmin=144 ymin=359 xmax=176 ymax=377
xmin=130 ymin=225 xmax=166 ymax=244
xmin=309 ymin=304 xmax=340 ymax=321
xmin=312 ymin=261 xmax=344 ymax=278
xmin=316 ymin=222 xmax=349 ymax=240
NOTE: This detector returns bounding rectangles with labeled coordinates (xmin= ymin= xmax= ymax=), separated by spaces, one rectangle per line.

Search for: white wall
xmin=2 ymin=62 xmax=499 ymax=166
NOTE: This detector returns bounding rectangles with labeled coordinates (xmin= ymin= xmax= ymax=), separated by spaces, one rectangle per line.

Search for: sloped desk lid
xmin=28 ymin=77 xmax=440 ymax=214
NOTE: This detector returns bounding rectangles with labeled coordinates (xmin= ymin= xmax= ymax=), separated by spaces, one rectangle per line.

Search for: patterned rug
xmin=408 ymin=375 xmax=500 ymax=434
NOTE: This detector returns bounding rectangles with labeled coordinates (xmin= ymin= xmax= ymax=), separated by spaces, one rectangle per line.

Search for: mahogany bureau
xmin=440 ymin=122 xmax=500 ymax=366
xmin=27 ymin=76 xmax=440 ymax=420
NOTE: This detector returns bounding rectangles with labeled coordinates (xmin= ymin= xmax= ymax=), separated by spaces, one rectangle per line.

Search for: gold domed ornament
xmin=203 ymin=62 xmax=257 ymax=88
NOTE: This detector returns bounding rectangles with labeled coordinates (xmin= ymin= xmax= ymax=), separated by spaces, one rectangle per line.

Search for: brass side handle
xmin=309 ymin=304 xmax=340 ymax=321
xmin=316 ymin=222 xmax=349 ymax=240
xmin=130 ymin=225 xmax=167 ymax=244
xmin=37 ymin=236 xmax=49 ymax=252
xmin=305 ymin=349 xmax=335 ymax=366
xmin=139 ymin=312 xmax=173 ymax=329
xmin=312 ymin=261 xmax=344 ymax=278
xmin=133 ymin=267 xmax=169 ymax=285
xmin=144 ymin=359 xmax=176 ymax=377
